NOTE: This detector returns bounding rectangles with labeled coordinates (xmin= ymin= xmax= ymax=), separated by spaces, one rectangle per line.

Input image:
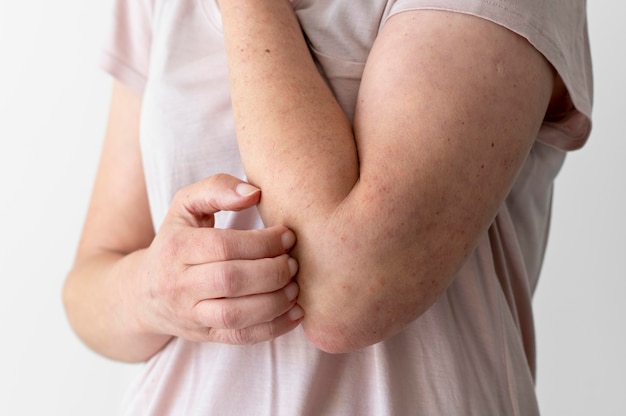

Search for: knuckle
xmin=215 ymin=304 xmax=242 ymax=329
xmin=231 ymin=328 xmax=255 ymax=345
xmin=214 ymin=263 xmax=239 ymax=297
xmin=172 ymin=184 xmax=192 ymax=206
xmin=199 ymin=327 xmax=254 ymax=345
xmin=192 ymin=323 xmax=283 ymax=345
xmin=199 ymin=328 xmax=216 ymax=343
xmin=204 ymin=174 xmax=225 ymax=188
xmin=161 ymin=235 xmax=184 ymax=259
xmin=153 ymin=227 xmax=188 ymax=261
xmin=211 ymin=233 xmax=235 ymax=260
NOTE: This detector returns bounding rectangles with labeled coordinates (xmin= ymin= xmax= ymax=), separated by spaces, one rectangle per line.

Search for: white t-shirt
xmin=101 ymin=1 xmax=592 ymax=414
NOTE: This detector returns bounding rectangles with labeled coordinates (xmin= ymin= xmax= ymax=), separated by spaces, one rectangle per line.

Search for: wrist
xmin=110 ymin=248 xmax=174 ymax=361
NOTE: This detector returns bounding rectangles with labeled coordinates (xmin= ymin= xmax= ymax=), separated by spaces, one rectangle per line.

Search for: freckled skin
xmin=223 ymin=4 xmax=555 ymax=353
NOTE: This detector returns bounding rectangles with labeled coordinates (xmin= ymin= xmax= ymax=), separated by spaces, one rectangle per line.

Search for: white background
xmin=0 ymin=1 xmax=623 ymax=415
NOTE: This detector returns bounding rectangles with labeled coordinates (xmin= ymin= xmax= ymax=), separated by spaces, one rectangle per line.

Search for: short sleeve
xmin=385 ymin=0 xmax=593 ymax=151
xmin=100 ymin=0 xmax=154 ymax=96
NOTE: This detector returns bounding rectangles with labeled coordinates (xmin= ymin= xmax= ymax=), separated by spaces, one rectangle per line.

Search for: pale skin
xmin=63 ymin=2 xmax=564 ymax=361
xmin=220 ymin=1 xmax=560 ymax=353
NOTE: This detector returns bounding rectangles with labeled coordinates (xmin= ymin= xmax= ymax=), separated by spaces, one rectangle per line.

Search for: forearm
xmin=221 ymin=1 xmax=370 ymax=351
xmin=222 ymin=6 xmax=555 ymax=353
xmin=63 ymin=250 xmax=172 ymax=363
xmin=221 ymin=0 xmax=358 ymax=225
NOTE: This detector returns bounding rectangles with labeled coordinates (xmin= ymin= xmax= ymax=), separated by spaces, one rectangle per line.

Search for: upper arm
xmin=353 ymin=10 xmax=555 ymax=272
xmin=299 ymin=10 xmax=555 ymax=352
xmin=75 ymin=81 xmax=154 ymax=262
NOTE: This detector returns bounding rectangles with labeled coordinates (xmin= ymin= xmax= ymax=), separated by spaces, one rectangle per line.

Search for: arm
xmin=63 ymin=81 xmax=168 ymax=361
xmin=221 ymin=3 xmax=555 ymax=353
xmin=63 ymin=81 xmax=302 ymax=362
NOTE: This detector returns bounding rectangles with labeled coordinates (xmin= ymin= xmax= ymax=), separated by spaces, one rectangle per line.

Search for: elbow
xmin=301 ymin=319 xmax=368 ymax=354
xmin=301 ymin=301 xmax=434 ymax=354
xmin=296 ymin=266 xmax=440 ymax=354
xmin=61 ymin=272 xmax=90 ymax=352
xmin=292 ymin=217 xmax=452 ymax=353
xmin=299 ymin=300 xmax=408 ymax=354
xmin=61 ymin=273 xmax=77 ymax=325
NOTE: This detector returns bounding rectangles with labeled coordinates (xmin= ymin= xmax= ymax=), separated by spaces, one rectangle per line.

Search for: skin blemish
xmin=495 ymin=61 xmax=505 ymax=75
xmin=265 ymin=49 xmax=271 ymax=53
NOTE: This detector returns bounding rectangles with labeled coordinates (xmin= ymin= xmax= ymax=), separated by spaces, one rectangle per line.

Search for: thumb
xmin=171 ymin=174 xmax=261 ymax=226
xmin=234 ymin=182 xmax=262 ymax=198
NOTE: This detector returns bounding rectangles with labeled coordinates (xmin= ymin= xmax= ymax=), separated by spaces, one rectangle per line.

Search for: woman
xmin=64 ymin=0 xmax=592 ymax=414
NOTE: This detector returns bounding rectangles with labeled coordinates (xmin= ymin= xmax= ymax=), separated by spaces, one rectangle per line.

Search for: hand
xmin=134 ymin=174 xmax=303 ymax=345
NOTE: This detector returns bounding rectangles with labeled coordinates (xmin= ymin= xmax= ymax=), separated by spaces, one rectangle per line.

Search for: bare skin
xmin=63 ymin=82 xmax=303 ymax=362
xmin=220 ymin=1 xmax=559 ymax=353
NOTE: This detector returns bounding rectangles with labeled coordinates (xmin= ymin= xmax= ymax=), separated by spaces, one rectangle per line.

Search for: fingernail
xmin=285 ymin=282 xmax=299 ymax=302
xmin=235 ymin=183 xmax=260 ymax=197
xmin=288 ymin=257 xmax=298 ymax=277
xmin=281 ymin=230 xmax=296 ymax=250
xmin=288 ymin=305 xmax=304 ymax=321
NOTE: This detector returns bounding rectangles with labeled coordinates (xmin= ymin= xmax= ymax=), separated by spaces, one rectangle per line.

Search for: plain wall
xmin=0 ymin=1 xmax=623 ymax=414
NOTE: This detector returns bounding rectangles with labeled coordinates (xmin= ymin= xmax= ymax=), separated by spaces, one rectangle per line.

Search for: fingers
xmin=163 ymin=256 xmax=302 ymax=344
xmin=195 ymin=281 xmax=299 ymax=329
xmin=182 ymin=282 xmax=304 ymax=344
xmin=178 ymin=226 xmax=296 ymax=265
xmin=144 ymin=173 xmax=304 ymax=345
xmin=202 ymin=305 xmax=304 ymax=345
xmin=170 ymin=174 xmax=262 ymax=226
xmin=161 ymin=172 xmax=297 ymax=264
xmin=188 ymin=254 xmax=298 ymax=299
